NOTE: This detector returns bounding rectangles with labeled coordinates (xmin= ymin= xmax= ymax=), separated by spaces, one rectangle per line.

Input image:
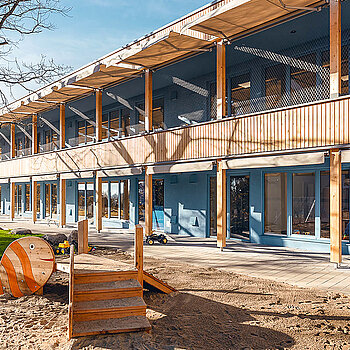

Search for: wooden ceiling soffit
xmin=113 ymin=31 xmax=212 ymax=68
xmin=70 ymin=64 xmax=142 ymax=89
xmin=187 ymin=0 xmax=324 ymax=39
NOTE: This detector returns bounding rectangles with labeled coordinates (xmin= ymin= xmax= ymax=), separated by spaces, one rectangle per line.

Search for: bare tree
xmin=0 ymin=0 xmax=71 ymax=107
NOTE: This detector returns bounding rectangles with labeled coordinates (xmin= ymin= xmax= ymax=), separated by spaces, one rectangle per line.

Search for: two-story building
xmin=0 ymin=0 xmax=348 ymax=263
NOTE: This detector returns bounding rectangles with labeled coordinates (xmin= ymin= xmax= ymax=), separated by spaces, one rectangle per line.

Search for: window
xmin=264 ymin=173 xmax=287 ymax=235
xmin=77 ymin=182 xmax=94 ymax=220
xmin=290 ymin=53 xmax=317 ymax=104
xmin=121 ymin=108 xmax=131 ymax=136
xmin=110 ymin=181 xmax=119 ymax=218
xmin=15 ymin=185 xmax=22 ymax=215
xmin=102 ymin=181 xmax=109 ymax=218
xmin=138 ymin=180 xmax=145 ymax=223
xmin=292 ymin=173 xmax=315 ymax=236
xmin=25 ymin=184 xmax=30 ymax=211
xmin=121 ymin=180 xmax=129 ymax=220
xmin=231 ymin=73 xmax=251 ymax=116
xmin=102 ymin=113 xmax=109 ymax=140
xmin=109 ymin=111 xmax=120 ymax=139
xmin=209 ymin=82 xmax=217 ymax=120
xmin=36 ymin=184 xmax=40 ymax=216
xmin=153 ymin=98 xmax=164 ymax=130
xmin=265 ymin=64 xmax=286 ymax=110
xmin=77 ymin=120 xmax=95 ymax=144
xmin=320 ymin=170 xmax=350 ymax=240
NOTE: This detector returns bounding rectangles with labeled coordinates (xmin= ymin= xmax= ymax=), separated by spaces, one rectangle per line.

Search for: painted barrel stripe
xmin=1 ymin=254 xmax=23 ymax=298
xmin=0 ymin=275 xmax=3 ymax=296
xmin=10 ymin=241 xmax=37 ymax=293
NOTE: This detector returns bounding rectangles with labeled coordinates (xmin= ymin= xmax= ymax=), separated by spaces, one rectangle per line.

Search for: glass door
xmin=153 ymin=179 xmax=164 ymax=231
xmin=78 ymin=183 xmax=86 ymax=221
xmin=138 ymin=180 xmax=145 ymax=224
xmin=209 ymin=176 xmax=217 ymax=236
xmin=77 ymin=182 xmax=94 ymax=221
xmin=230 ymin=176 xmax=250 ymax=240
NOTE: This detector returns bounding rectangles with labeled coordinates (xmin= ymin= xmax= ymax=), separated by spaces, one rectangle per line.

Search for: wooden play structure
xmin=0 ymin=236 xmax=55 ymax=297
xmin=0 ymin=223 xmax=175 ymax=338
xmin=56 ymin=223 xmax=175 ymax=338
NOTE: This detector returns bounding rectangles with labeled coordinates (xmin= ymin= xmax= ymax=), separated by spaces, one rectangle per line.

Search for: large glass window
xmin=121 ymin=108 xmax=131 ymax=136
xmin=110 ymin=181 xmax=119 ymax=218
xmin=78 ymin=183 xmax=85 ymax=221
xmin=138 ymin=180 xmax=145 ymax=223
xmin=109 ymin=111 xmax=120 ymax=139
xmin=36 ymin=184 xmax=40 ymax=216
xmin=292 ymin=173 xmax=315 ymax=236
xmin=102 ymin=113 xmax=109 ymax=140
xmin=121 ymin=180 xmax=129 ymax=220
xmin=102 ymin=181 xmax=109 ymax=218
xmin=15 ymin=185 xmax=22 ymax=215
xmin=264 ymin=173 xmax=287 ymax=235
xmin=265 ymin=64 xmax=286 ymax=110
xmin=209 ymin=177 xmax=217 ymax=236
xmin=209 ymin=82 xmax=217 ymax=120
xmin=320 ymin=170 xmax=350 ymax=240
xmin=25 ymin=184 xmax=30 ymax=211
xmin=231 ymin=73 xmax=251 ymax=116
xmin=153 ymin=98 xmax=164 ymax=131
xmin=78 ymin=182 xmax=94 ymax=220
xmin=103 ymin=180 xmax=129 ymax=220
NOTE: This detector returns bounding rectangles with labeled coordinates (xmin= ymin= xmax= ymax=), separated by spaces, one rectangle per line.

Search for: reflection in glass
xmin=265 ymin=64 xmax=286 ymax=110
xmin=138 ymin=180 xmax=145 ymax=223
xmin=231 ymin=73 xmax=251 ymax=116
xmin=86 ymin=183 xmax=94 ymax=219
xmin=78 ymin=183 xmax=85 ymax=220
xmin=264 ymin=173 xmax=287 ymax=235
xmin=209 ymin=177 xmax=217 ymax=236
xmin=25 ymin=184 xmax=30 ymax=211
xmin=320 ymin=170 xmax=350 ymax=240
xmin=110 ymin=182 xmax=119 ymax=218
xmin=230 ymin=176 xmax=249 ymax=239
xmin=102 ymin=182 xmax=109 ymax=218
xmin=121 ymin=180 xmax=129 ymax=220
xmin=292 ymin=173 xmax=315 ymax=235
xmin=52 ymin=184 xmax=57 ymax=217
xmin=36 ymin=184 xmax=40 ymax=216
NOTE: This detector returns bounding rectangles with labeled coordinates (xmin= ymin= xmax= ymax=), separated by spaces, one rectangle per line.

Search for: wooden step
xmin=72 ymin=315 xmax=151 ymax=337
xmin=74 ymin=270 xmax=138 ymax=284
xmin=73 ymin=297 xmax=147 ymax=322
xmin=73 ymin=279 xmax=142 ymax=302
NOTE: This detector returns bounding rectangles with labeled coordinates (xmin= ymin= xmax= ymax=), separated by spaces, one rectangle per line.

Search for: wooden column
xmin=145 ymin=169 xmax=153 ymax=236
xmin=95 ymin=174 xmax=102 ymax=232
xmin=32 ymin=115 xmax=38 ymax=154
xmin=217 ymin=40 xmax=226 ymax=119
xmin=60 ymin=104 xmax=65 ymax=149
xmin=145 ymin=70 xmax=153 ymax=132
xmin=330 ymin=149 xmax=342 ymax=263
xmin=60 ymin=178 xmax=66 ymax=227
xmin=78 ymin=219 xmax=89 ymax=254
xmin=10 ymin=182 xmax=15 ymax=220
xmin=217 ymin=160 xmax=227 ymax=249
xmin=10 ymin=123 xmax=15 ymax=159
xmin=32 ymin=181 xmax=37 ymax=223
xmin=135 ymin=224 xmax=144 ymax=287
xmin=95 ymin=90 xmax=102 ymax=142
xmin=330 ymin=0 xmax=341 ymax=99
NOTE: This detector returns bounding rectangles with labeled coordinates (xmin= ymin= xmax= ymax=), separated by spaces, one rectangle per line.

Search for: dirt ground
xmin=1 ymin=247 xmax=350 ymax=350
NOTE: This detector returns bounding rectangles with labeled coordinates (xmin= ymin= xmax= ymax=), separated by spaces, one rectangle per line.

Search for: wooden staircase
xmin=62 ymin=253 xmax=151 ymax=338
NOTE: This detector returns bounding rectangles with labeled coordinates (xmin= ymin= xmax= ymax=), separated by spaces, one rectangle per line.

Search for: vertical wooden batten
xmin=217 ymin=160 xmax=227 ymax=250
xmin=145 ymin=70 xmax=153 ymax=132
xmin=135 ymin=224 xmax=144 ymax=287
xmin=10 ymin=123 xmax=15 ymax=159
xmin=60 ymin=104 xmax=66 ymax=149
xmin=330 ymin=149 xmax=342 ymax=264
xmin=32 ymin=181 xmax=37 ymax=223
xmin=216 ymin=40 xmax=226 ymax=119
xmin=145 ymin=168 xmax=153 ymax=236
xmin=60 ymin=178 xmax=66 ymax=227
xmin=10 ymin=181 xmax=15 ymax=220
xmin=330 ymin=0 xmax=341 ymax=99
xmin=32 ymin=115 xmax=38 ymax=155
xmin=95 ymin=90 xmax=102 ymax=142
xmin=95 ymin=174 xmax=102 ymax=232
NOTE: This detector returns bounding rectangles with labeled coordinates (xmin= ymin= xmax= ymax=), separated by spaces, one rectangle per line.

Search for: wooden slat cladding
xmin=2 ymin=97 xmax=350 ymax=179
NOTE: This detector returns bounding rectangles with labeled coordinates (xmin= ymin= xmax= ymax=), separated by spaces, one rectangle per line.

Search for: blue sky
xmin=8 ymin=0 xmax=210 ymax=100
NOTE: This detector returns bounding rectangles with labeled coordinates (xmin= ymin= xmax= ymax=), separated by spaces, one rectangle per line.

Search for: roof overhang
xmin=187 ymin=0 xmax=325 ymax=39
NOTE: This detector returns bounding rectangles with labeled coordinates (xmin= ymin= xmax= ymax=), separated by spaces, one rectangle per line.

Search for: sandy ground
xmin=1 ymin=248 xmax=350 ymax=350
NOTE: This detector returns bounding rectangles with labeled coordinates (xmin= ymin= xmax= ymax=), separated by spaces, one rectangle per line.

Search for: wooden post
xmin=217 ymin=160 xmax=227 ymax=249
xmin=330 ymin=149 xmax=342 ymax=264
xmin=95 ymin=90 xmax=102 ymax=142
xmin=330 ymin=0 xmax=341 ymax=99
xmin=68 ymin=246 xmax=74 ymax=340
xmin=145 ymin=168 xmax=153 ymax=236
xmin=10 ymin=182 xmax=15 ymax=220
xmin=60 ymin=178 xmax=66 ymax=227
xmin=32 ymin=181 xmax=37 ymax=223
xmin=135 ymin=224 xmax=144 ymax=287
xmin=10 ymin=123 xmax=15 ymax=159
xmin=77 ymin=219 xmax=88 ymax=254
xmin=95 ymin=175 xmax=102 ymax=232
xmin=59 ymin=104 xmax=65 ymax=149
xmin=145 ymin=70 xmax=153 ymax=132
xmin=32 ymin=115 xmax=38 ymax=154
xmin=217 ymin=40 xmax=226 ymax=119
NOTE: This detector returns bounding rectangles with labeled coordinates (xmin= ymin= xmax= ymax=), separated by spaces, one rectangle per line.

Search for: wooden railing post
xmin=60 ymin=104 xmax=66 ymax=149
xmin=330 ymin=149 xmax=342 ymax=264
xmin=135 ymin=224 xmax=144 ymax=287
xmin=217 ymin=40 xmax=226 ymax=119
xmin=145 ymin=70 xmax=153 ymax=132
xmin=330 ymin=0 xmax=341 ymax=99
xmin=95 ymin=90 xmax=102 ymax=142
xmin=77 ymin=219 xmax=88 ymax=254
xmin=145 ymin=168 xmax=153 ymax=236
xmin=32 ymin=114 xmax=38 ymax=155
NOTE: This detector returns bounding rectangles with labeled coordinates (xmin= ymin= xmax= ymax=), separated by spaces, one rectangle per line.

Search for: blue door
xmin=153 ymin=179 xmax=164 ymax=231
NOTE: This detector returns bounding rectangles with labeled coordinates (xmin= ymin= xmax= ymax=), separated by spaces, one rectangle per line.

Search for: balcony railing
xmin=0 ymin=152 xmax=10 ymax=161
xmin=39 ymin=141 xmax=59 ymax=153
xmin=16 ymin=147 xmax=32 ymax=158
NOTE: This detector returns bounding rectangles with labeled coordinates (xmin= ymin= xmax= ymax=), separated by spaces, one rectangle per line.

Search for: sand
xmin=1 ymin=247 xmax=350 ymax=349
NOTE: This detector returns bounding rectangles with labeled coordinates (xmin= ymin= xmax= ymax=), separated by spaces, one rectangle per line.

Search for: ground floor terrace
xmin=2 ymin=151 xmax=350 ymax=258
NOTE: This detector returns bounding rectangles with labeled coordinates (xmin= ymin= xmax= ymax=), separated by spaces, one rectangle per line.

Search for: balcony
xmin=0 ymin=94 xmax=349 ymax=179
